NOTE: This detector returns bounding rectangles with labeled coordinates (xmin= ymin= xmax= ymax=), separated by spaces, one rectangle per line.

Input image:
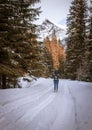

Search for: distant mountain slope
xmin=37 ymin=19 xmax=66 ymax=42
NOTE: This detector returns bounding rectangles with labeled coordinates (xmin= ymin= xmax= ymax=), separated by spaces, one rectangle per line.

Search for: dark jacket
xmin=53 ymin=74 xmax=59 ymax=81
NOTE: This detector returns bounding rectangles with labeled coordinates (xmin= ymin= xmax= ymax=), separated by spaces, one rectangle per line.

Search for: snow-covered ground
xmin=0 ymin=78 xmax=92 ymax=130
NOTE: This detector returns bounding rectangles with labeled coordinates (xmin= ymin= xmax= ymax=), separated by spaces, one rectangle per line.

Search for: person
xmin=53 ymin=70 xmax=59 ymax=92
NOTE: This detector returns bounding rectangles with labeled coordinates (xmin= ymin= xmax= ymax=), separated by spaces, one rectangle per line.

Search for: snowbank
xmin=18 ymin=75 xmax=37 ymax=88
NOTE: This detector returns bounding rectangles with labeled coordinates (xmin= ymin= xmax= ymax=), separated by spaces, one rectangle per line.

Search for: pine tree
xmin=43 ymin=37 xmax=53 ymax=77
xmin=37 ymin=41 xmax=50 ymax=77
xmin=58 ymin=39 xmax=66 ymax=78
xmin=0 ymin=0 xmax=22 ymax=88
xmin=28 ymin=38 xmax=46 ymax=77
xmin=0 ymin=0 xmax=41 ymax=88
xmin=44 ymin=32 xmax=66 ymax=77
xmin=65 ymin=0 xmax=88 ymax=80
xmin=77 ymin=0 xmax=92 ymax=81
xmin=86 ymin=0 xmax=92 ymax=81
xmin=51 ymin=31 xmax=59 ymax=69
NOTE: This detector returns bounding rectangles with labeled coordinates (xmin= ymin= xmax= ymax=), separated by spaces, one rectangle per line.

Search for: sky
xmin=36 ymin=0 xmax=72 ymax=26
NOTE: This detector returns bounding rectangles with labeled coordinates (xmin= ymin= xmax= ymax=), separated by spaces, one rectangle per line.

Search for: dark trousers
xmin=54 ymin=80 xmax=59 ymax=91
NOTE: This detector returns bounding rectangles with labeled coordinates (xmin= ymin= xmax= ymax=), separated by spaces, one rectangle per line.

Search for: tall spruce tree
xmin=43 ymin=37 xmax=53 ymax=77
xmin=36 ymin=41 xmax=49 ymax=77
xmin=65 ymin=0 xmax=87 ymax=80
xmin=77 ymin=0 xmax=92 ymax=81
xmin=0 ymin=0 xmax=41 ymax=88
xmin=58 ymin=39 xmax=66 ymax=78
xmin=87 ymin=0 xmax=92 ymax=81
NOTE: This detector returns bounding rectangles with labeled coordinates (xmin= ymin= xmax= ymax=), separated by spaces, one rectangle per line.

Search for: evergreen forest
xmin=0 ymin=0 xmax=92 ymax=89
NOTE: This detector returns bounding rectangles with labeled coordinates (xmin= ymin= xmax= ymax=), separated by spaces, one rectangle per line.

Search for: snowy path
xmin=0 ymin=78 xmax=92 ymax=130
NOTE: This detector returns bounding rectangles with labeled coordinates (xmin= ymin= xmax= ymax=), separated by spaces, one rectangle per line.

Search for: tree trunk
xmin=0 ymin=76 xmax=2 ymax=88
xmin=13 ymin=78 xmax=16 ymax=88
xmin=2 ymin=74 xmax=7 ymax=89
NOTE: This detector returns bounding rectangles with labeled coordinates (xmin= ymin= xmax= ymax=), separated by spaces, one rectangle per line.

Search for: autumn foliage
xmin=44 ymin=32 xmax=66 ymax=70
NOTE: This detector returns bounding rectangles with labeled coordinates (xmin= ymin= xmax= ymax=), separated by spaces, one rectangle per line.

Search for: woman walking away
xmin=53 ymin=70 xmax=59 ymax=92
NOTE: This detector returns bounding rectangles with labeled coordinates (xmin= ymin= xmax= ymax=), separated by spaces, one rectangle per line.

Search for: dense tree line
xmin=65 ymin=0 xmax=92 ymax=81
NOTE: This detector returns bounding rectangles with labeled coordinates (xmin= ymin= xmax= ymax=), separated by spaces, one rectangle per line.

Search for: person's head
xmin=54 ymin=70 xmax=58 ymax=75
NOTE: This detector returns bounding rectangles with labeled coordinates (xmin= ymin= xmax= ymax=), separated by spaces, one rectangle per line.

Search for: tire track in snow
xmin=0 ymin=85 xmax=54 ymax=130
xmin=0 ymin=84 xmax=49 ymax=106
xmin=17 ymin=94 xmax=55 ymax=122
xmin=0 ymin=85 xmax=53 ymax=117
xmin=0 ymin=79 xmax=52 ymax=106
xmin=68 ymin=85 xmax=80 ymax=130
xmin=2 ymin=93 xmax=55 ymax=130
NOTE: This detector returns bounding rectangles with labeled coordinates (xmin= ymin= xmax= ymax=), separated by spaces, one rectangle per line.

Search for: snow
xmin=37 ymin=19 xmax=66 ymax=42
xmin=49 ymin=19 xmax=66 ymax=30
xmin=18 ymin=75 xmax=37 ymax=88
xmin=0 ymin=78 xmax=92 ymax=130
